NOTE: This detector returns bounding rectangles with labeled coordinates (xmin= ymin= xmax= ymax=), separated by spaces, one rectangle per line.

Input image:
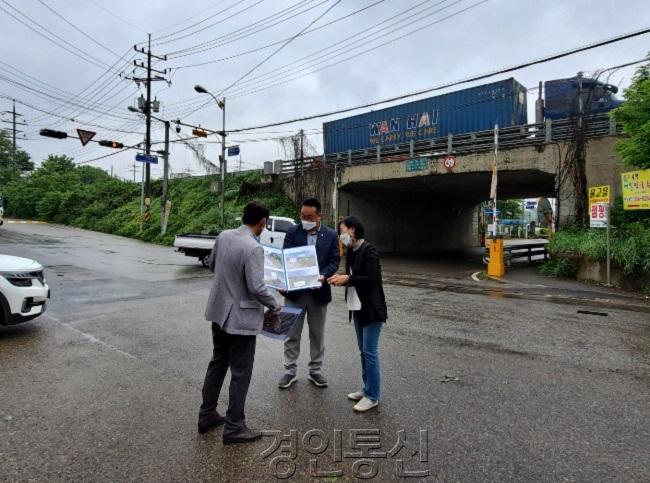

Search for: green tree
xmin=38 ymin=154 xmax=75 ymax=174
xmin=0 ymin=130 xmax=33 ymax=184
xmin=497 ymin=199 xmax=523 ymax=219
xmin=611 ymin=59 xmax=650 ymax=168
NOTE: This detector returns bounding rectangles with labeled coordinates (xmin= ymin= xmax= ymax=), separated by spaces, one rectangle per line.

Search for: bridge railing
xmin=276 ymin=113 xmax=618 ymax=171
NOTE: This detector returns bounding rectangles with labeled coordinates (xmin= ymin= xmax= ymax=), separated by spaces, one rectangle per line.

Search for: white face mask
xmin=301 ymin=220 xmax=317 ymax=231
xmin=340 ymin=232 xmax=352 ymax=247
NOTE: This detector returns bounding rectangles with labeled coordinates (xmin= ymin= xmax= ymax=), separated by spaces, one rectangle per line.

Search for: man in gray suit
xmin=198 ymin=202 xmax=281 ymax=444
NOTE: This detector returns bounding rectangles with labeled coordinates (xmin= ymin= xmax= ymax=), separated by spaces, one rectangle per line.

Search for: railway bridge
xmin=278 ymin=114 xmax=626 ymax=253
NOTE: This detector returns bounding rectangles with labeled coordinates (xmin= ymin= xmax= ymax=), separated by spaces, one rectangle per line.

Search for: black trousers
xmin=199 ymin=323 xmax=257 ymax=435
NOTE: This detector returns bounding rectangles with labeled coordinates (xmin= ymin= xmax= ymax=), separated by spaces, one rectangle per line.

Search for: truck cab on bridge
xmin=543 ymin=75 xmax=623 ymax=120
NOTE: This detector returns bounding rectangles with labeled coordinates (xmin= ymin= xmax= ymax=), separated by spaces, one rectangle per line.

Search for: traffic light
xmin=192 ymin=128 xmax=208 ymax=138
xmin=39 ymin=129 xmax=68 ymax=139
xmin=98 ymin=140 xmax=125 ymax=149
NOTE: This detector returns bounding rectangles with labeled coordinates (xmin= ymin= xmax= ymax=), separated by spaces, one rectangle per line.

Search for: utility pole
xmin=1 ymin=100 xmax=25 ymax=175
xmin=193 ymin=85 xmax=226 ymax=227
xmin=161 ymin=120 xmax=170 ymax=235
xmin=299 ymin=128 xmax=305 ymax=203
xmin=220 ymin=97 xmax=226 ymax=227
xmin=145 ymin=35 xmax=152 ymax=202
xmin=127 ymin=34 xmax=169 ymax=229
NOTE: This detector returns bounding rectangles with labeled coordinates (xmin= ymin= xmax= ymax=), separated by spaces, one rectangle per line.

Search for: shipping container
xmin=323 ymin=78 xmax=527 ymax=155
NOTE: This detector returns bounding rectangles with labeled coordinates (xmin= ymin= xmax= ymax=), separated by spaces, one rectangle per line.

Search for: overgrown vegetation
xmin=2 ymin=154 xmax=297 ymax=245
xmin=611 ymin=59 xmax=650 ymax=168
xmin=541 ymin=59 xmax=650 ymax=285
xmin=540 ymin=257 xmax=578 ymax=278
xmin=0 ymin=131 xmax=34 ymax=185
xmin=542 ymin=199 xmax=650 ymax=276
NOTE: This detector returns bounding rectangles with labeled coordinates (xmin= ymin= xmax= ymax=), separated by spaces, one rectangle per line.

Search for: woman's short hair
xmin=340 ymin=215 xmax=365 ymax=239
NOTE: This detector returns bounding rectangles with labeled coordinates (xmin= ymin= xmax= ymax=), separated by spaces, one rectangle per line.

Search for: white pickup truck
xmin=173 ymin=216 xmax=296 ymax=267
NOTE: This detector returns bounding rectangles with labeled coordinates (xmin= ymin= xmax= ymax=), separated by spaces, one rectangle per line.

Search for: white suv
xmin=0 ymin=254 xmax=50 ymax=326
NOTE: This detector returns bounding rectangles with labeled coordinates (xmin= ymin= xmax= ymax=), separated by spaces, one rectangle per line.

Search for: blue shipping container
xmin=323 ymin=78 xmax=527 ymax=155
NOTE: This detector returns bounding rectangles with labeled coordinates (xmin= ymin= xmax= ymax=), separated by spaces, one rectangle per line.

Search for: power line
xmin=75 ymin=147 xmax=131 ymax=165
xmin=0 ymin=60 xmax=139 ymax=127
xmin=0 ymin=0 xmax=115 ymax=71
xmin=169 ymin=0 xmax=385 ymax=70
xmin=219 ymin=0 xmax=453 ymax=97
xmin=226 ymin=26 xmax=650 ymax=132
xmin=0 ymin=73 xmax=135 ymax=121
xmin=164 ymin=0 xmax=324 ymax=57
xmin=166 ymin=0 xmax=347 ymax=118
xmin=223 ymin=0 xmax=484 ymax=101
xmin=88 ymin=0 xmax=148 ymax=34
xmin=27 ymin=48 xmax=136 ymax=124
xmin=216 ymin=0 xmax=342 ymax=97
xmin=151 ymin=0 xmax=257 ymax=46
xmin=0 ymin=94 xmax=145 ymax=135
xmin=151 ymin=0 xmax=245 ymax=35
xmin=162 ymin=0 xmax=452 ymax=116
xmin=36 ymin=0 xmax=123 ymax=59
xmin=164 ymin=0 xmax=467 ymax=118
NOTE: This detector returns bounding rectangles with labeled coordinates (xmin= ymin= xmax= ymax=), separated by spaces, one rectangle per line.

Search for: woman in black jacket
xmin=328 ymin=216 xmax=387 ymax=412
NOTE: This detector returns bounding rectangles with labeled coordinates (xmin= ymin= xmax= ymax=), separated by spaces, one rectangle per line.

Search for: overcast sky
xmin=1 ymin=0 xmax=648 ymax=180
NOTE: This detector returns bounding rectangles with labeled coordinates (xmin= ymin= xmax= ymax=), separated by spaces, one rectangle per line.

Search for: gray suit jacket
xmin=204 ymin=225 xmax=280 ymax=335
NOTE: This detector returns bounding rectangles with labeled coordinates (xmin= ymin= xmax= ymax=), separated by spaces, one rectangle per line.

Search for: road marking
xmin=6 ymin=220 xmax=46 ymax=224
xmin=66 ymin=314 xmax=106 ymax=326
xmin=471 ymin=271 xmax=482 ymax=282
xmin=45 ymin=315 xmax=137 ymax=360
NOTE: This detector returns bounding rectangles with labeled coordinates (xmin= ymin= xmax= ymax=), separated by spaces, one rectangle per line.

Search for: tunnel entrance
xmin=338 ymin=169 xmax=556 ymax=254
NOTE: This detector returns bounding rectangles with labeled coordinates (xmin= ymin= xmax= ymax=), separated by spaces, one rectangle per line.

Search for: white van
xmin=260 ymin=216 xmax=295 ymax=248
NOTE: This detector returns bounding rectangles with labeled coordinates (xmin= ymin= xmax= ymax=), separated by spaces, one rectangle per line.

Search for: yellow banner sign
xmin=622 ymin=169 xmax=650 ymax=210
xmin=588 ymin=185 xmax=610 ymax=204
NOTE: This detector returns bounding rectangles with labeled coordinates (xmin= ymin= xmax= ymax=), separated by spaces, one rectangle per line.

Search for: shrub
xmin=1 ymin=163 xmax=297 ymax=246
xmin=540 ymin=258 xmax=578 ymax=278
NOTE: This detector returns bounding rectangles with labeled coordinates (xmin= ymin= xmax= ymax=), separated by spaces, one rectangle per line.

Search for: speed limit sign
xmin=443 ymin=155 xmax=456 ymax=171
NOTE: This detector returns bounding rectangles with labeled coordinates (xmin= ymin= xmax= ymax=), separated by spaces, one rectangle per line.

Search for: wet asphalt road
xmin=0 ymin=222 xmax=649 ymax=482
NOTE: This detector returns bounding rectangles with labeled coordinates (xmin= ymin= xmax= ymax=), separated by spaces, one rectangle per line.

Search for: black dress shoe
xmin=198 ymin=413 xmax=226 ymax=434
xmin=223 ymin=427 xmax=262 ymax=444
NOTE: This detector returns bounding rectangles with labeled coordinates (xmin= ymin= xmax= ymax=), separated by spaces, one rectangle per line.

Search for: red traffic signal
xmin=98 ymin=140 xmax=125 ymax=149
xmin=39 ymin=129 xmax=68 ymax=139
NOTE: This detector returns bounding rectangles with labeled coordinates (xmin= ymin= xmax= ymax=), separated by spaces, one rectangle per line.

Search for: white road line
xmin=6 ymin=220 xmax=46 ymax=224
xmin=66 ymin=314 xmax=106 ymax=326
xmin=471 ymin=271 xmax=482 ymax=282
xmin=44 ymin=315 xmax=137 ymax=360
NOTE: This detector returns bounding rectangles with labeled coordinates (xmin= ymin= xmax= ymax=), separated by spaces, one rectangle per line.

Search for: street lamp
xmin=194 ymin=84 xmax=226 ymax=227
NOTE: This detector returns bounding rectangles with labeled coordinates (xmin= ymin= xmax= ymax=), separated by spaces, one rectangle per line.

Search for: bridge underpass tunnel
xmin=338 ymin=169 xmax=556 ymax=254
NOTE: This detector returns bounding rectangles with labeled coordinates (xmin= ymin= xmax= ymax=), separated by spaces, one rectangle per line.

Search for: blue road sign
xmin=135 ymin=153 xmax=158 ymax=164
xmin=227 ymin=145 xmax=240 ymax=156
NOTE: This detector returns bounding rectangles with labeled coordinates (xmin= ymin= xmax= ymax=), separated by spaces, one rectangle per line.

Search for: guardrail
xmin=278 ymin=113 xmax=621 ymax=174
